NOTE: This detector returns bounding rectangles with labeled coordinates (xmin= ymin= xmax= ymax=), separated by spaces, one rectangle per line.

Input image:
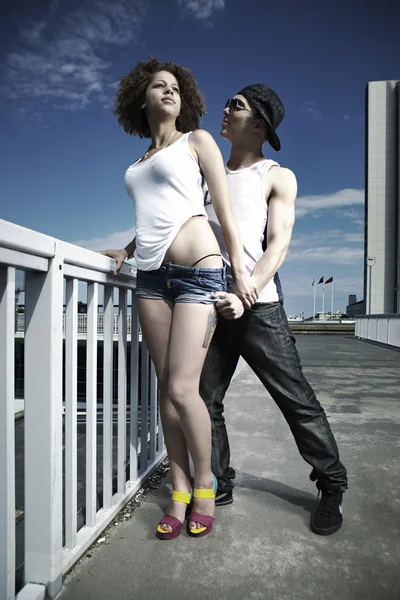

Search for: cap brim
xmin=267 ymin=127 xmax=281 ymax=152
xmin=255 ymin=107 xmax=281 ymax=151
xmin=239 ymin=91 xmax=282 ymax=151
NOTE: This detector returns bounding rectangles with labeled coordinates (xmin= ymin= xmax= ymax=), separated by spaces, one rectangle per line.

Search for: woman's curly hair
xmin=113 ymin=58 xmax=206 ymax=138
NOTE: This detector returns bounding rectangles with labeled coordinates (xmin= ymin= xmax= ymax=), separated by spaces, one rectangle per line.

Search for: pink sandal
xmin=156 ymin=490 xmax=191 ymax=540
xmin=188 ymin=477 xmax=217 ymax=538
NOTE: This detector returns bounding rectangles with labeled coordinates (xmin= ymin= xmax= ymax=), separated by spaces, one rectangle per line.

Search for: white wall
xmin=366 ymin=80 xmax=399 ymax=314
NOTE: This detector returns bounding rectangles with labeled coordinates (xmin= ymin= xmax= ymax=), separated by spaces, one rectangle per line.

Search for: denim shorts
xmin=136 ymin=263 xmax=227 ymax=304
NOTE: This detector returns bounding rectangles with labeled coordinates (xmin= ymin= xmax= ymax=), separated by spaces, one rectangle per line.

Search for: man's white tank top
xmin=124 ymin=132 xmax=206 ymax=271
xmin=205 ymin=158 xmax=284 ymax=304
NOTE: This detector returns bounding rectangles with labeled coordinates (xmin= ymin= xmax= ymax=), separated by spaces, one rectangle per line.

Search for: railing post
xmin=65 ymin=278 xmax=78 ymax=550
xmin=140 ymin=341 xmax=149 ymax=473
xmin=118 ymin=289 xmax=127 ymax=494
xmin=103 ymin=286 xmax=114 ymax=509
xmin=129 ymin=296 xmax=139 ymax=482
xmin=149 ymin=362 xmax=157 ymax=462
xmin=24 ymin=257 xmax=64 ymax=598
xmin=0 ymin=267 xmax=16 ymax=600
xmin=86 ymin=282 xmax=98 ymax=528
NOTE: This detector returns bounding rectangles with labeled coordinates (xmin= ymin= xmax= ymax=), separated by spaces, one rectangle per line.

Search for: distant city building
xmin=314 ymin=311 xmax=347 ymax=321
xmin=364 ymin=80 xmax=400 ymax=315
xmin=346 ymin=295 xmax=365 ymax=318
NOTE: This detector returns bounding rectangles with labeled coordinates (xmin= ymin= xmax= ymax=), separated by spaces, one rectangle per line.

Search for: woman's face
xmin=144 ymin=70 xmax=181 ymax=121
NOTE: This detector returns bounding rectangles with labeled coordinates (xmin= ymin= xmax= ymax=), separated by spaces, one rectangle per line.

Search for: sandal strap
xmin=171 ymin=490 xmax=192 ymax=504
xmin=158 ymin=515 xmax=182 ymax=529
xmin=189 ymin=512 xmax=215 ymax=529
xmin=193 ymin=487 xmax=216 ymax=499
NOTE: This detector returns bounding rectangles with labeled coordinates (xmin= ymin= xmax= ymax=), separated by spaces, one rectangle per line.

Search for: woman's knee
xmin=167 ymin=380 xmax=198 ymax=411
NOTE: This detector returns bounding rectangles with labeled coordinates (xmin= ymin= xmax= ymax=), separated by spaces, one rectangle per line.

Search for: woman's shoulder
xmin=188 ymin=129 xmax=216 ymax=148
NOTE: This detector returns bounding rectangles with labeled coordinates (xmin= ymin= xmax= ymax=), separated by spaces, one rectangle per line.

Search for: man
xmin=200 ymin=84 xmax=348 ymax=536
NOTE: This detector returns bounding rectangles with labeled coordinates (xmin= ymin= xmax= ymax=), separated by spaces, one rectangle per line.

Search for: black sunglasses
xmin=224 ymin=98 xmax=253 ymax=113
xmin=224 ymin=98 xmax=263 ymax=121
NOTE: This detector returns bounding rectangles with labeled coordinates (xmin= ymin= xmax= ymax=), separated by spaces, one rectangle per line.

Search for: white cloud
xmin=287 ymin=245 xmax=363 ymax=265
xmin=302 ymin=101 xmax=322 ymax=121
xmin=302 ymin=103 xmax=364 ymax=124
xmin=288 ymin=226 xmax=364 ymax=266
xmin=344 ymin=114 xmax=364 ymax=122
xmin=64 ymin=1 xmax=146 ymax=46
xmin=19 ymin=21 xmax=47 ymax=43
xmin=290 ymin=229 xmax=363 ymax=249
xmin=336 ymin=207 xmax=364 ymax=227
xmin=4 ymin=0 xmax=147 ymax=113
xmin=72 ymin=227 xmax=136 ymax=254
xmin=339 ymin=232 xmax=364 ymax=243
xmin=319 ymin=230 xmax=363 ymax=244
xmin=296 ymin=188 xmax=364 ymax=218
xmin=303 ymin=106 xmax=322 ymax=121
xmin=4 ymin=0 xmax=225 ymax=116
xmin=176 ymin=0 xmax=225 ymax=19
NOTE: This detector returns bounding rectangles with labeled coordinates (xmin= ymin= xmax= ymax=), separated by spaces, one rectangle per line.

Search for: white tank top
xmin=124 ymin=132 xmax=206 ymax=271
xmin=205 ymin=159 xmax=283 ymax=303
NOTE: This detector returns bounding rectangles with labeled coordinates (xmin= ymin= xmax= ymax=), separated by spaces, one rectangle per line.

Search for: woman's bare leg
xmin=137 ymin=297 xmax=191 ymax=530
xmin=168 ymin=302 xmax=218 ymax=530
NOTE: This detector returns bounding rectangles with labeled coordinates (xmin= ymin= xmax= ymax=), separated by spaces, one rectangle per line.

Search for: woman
xmin=102 ymin=58 xmax=257 ymax=539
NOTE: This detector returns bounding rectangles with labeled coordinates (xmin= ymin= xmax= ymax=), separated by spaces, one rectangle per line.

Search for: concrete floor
xmin=57 ymin=336 xmax=400 ymax=600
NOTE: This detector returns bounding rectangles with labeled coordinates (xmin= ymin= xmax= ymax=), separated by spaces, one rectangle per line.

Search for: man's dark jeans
xmin=200 ymin=302 xmax=348 ymax=494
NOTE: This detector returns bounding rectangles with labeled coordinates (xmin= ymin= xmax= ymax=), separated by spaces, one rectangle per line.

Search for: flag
xmin=312 ymin=278 xmax=315 ymax=286
xmin=318 ymin=277 xmax=324 ymax=284
xmin=325 ymin=276 xmax=333 ymax=284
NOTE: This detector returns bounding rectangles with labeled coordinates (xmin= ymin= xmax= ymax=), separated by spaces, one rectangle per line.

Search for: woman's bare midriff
xmin=163 ymin=215 xmax=223 ymax=268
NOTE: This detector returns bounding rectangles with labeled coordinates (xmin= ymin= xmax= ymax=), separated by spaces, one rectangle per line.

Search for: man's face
xmin=220 ymin=94 xmax=260 ymax=141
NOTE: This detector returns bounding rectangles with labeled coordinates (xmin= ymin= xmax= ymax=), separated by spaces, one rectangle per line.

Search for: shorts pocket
xmin=198 ymin=277 xmax=226 ymax=292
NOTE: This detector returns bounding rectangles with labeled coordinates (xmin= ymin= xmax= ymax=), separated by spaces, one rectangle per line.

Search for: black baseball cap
xmin=238 ymin=84 xmax=285 ymax=151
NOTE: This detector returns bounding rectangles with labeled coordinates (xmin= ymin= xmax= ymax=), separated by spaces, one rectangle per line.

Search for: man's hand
xmin=212 ymin=292 xmax=244 ymax=320
xmin=231 ymin=273 xmax=258 ymax=309
xmin=97 ymin=249 xmax=128 ymax=275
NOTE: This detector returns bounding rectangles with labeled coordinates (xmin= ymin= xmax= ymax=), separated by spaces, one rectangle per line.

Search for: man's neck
xmin=227 ymin=141 xmax=265 ymax=171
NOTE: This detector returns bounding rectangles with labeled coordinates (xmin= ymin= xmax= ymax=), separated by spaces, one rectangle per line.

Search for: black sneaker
xmin=215 ymin=488 xmax=233 ymax=506
xmin=310 ymin=490 xmax=343 ymax=535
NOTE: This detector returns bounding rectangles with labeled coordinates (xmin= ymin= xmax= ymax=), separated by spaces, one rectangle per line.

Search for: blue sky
xmin=1 ymin=0 xmax=399 ymax=316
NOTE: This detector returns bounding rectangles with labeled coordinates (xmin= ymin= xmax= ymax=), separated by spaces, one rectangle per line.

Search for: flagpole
xmin=313 ymin=280 xmax=316 ymax=320
xmin=322 ymin=283 xmax=325 ymax=317
xmin=331 ymin=279 xmax=334 ymax=318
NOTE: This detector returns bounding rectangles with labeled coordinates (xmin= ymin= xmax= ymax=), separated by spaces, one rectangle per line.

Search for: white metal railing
xmin=355 ymin=314 xmax=400 ymax=348
xmin=0 ymin=218 xmax=166 ymax=600
xmin=15 ymin=313 xmax=142 ymax=335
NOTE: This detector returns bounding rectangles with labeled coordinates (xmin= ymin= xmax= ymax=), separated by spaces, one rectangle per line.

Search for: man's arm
xmin=189 ymin=130 xmax=258 ymax=308
xmin=251 ymin=168 xmax=297 ymax=293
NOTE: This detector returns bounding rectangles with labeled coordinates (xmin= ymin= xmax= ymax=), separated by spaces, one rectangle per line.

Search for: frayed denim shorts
xmin=136 ymin=263 xmax=227 ymax=304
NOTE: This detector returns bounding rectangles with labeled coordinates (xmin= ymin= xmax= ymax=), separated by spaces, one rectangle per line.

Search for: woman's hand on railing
xmin=97 ymin=249 xmax=128 ymax=275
